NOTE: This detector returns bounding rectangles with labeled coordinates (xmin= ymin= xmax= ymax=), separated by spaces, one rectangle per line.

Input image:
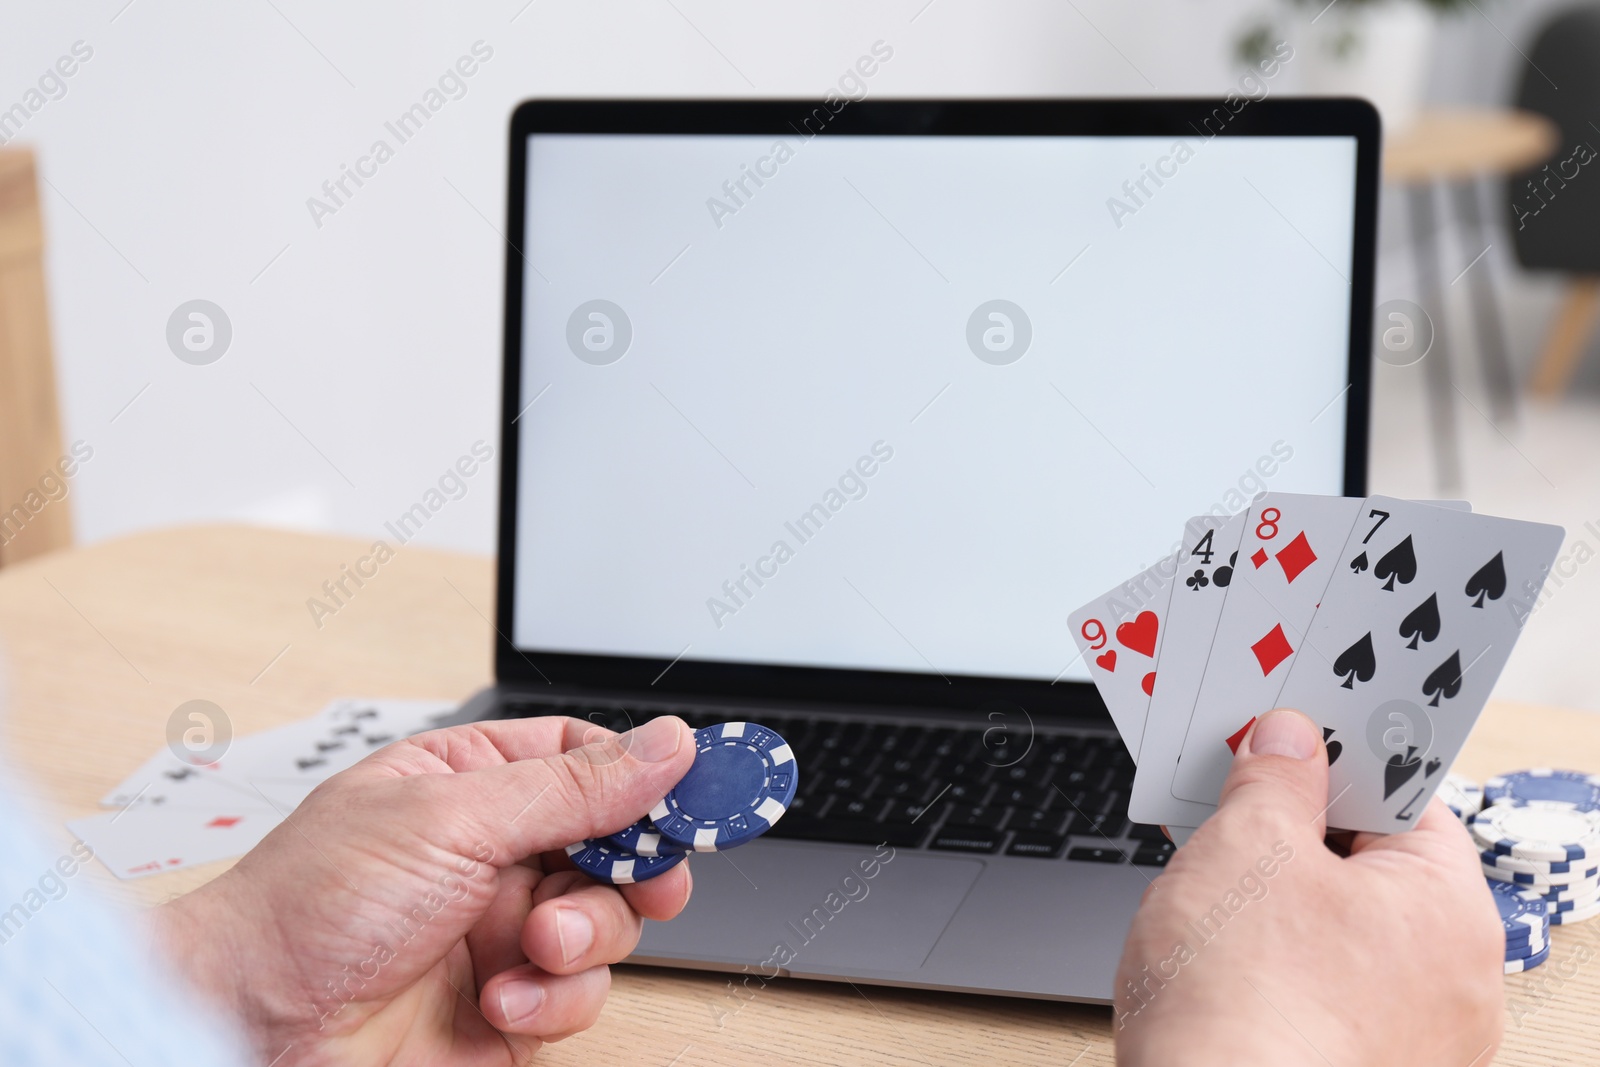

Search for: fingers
xmin=1215 ymin=707 xmax=1331 ymax=842
xmin=442 ymin=716 xmax=697 ymax=862
xmin=479 ymin=962 xmax=612 ymax=1041
xmin=465 ymin=865 xmax=540 ymax=989
xmin=522 ymin=878 xmax=644 ymax=973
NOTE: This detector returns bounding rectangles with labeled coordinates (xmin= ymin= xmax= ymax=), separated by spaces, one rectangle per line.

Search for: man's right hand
xmin=1114 ymin=708 xmax=1504 ymax=1067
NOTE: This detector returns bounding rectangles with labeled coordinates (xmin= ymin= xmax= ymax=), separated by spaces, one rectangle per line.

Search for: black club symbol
xmin=1186 ymin=569 xmax=1209 ymax=591
xmin=1214 ymin=552 xmax=1237 ymax=588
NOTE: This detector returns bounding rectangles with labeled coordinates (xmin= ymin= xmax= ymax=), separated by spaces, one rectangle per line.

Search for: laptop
xmin=459 ymin=98 xmax=1379 ymax=1003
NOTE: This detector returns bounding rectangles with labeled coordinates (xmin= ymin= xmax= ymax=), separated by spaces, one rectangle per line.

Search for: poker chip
xmin=1469 ymin=805 xmax=1600 ymax=863
xmin=1551 ymin=898 xmax=1600 ymax=925
xmin=649 ymin=722 xmax=796 ymax=852
xmin=1440 ymin=773 xmax=1484 ymax=823
xmin=1479 ymin=848 xmax=1598 ymax=877
xmin=1482 ymin=863 xmax=1600 ymax=888
xmin=1484 ymin=769 xmax=1600 ymax=813
xmin=1490 ymin=880 xmax=1548 ymax=943
xmin=1504 ymin=943 xmax=1552 ymax=974
xmin=603 ymin=816 xmax=689 ymax=858
xmin=1535 ymin=884 xmax=1600 ymax=907
xmin=1505 ymin=933 xmax=1549 ymax=961
xmin=564 ymin=840 xmax=686 ymax=884
xmin=1550 ymin=892 xmax=1600 ymax=914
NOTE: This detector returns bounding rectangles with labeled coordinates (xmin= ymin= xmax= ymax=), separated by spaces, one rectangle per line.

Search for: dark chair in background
xmin=1509 ymin=4 xmax=1600 ymax=398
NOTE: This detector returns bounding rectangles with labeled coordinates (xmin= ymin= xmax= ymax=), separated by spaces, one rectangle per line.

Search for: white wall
xmin=0 ymin=0 xmax=1547 ymax=555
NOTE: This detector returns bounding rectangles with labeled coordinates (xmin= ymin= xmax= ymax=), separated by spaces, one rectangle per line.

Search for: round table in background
xmin=1381 ymin=108 xmax=1560 ymax=491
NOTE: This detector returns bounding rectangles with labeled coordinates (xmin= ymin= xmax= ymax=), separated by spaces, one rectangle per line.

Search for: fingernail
xmin=1248 ymin=709 xmax=1318 ymax=760
xmin=498 ymin=979 xmax=545 ymax=1024
xmin=556 ymin=907 xmax=594 ymax=967
xmin=622 ymin=717 xmax=682 ymax=763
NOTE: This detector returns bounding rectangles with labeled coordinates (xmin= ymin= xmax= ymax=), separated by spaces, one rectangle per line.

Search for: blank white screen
xmin=513 ymin=131 xmax=1356 ymax=681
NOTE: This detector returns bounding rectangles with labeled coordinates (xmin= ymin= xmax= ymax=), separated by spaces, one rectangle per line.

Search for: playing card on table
xmin=70 ymin=797 xmax=281 ymax=879
xmin=1069 ymin=551 xmax=1180 ymax=760
xmin=1127 ymin=512 xmax=1247 ymax=830
xmin=1168 ymin=494 xmax=1365 ymax=804
xmin=1275 ymin=497 xmax=1562 ymax=832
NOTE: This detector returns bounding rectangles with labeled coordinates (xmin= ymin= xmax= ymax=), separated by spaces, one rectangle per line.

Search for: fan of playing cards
xmin=72 ymin=699 xmax=458 ymax=879
xmin=1071 ymin=495 xmax=1564 ymax=835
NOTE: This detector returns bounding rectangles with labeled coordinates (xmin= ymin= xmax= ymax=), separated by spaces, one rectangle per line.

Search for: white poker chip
xmin=1470 ymin=805 xmax=1600 ymax=863
xmin=1534 ymin=877 xmax=1600 ymax=903
xmin=1480 ymin=847 xmax=1600 ymax=877
xmin=1482 ymin=863 xmax=1600 ymax=888
xmin=1551 ymin=899 xmax=1600 ymax=925
xmin=1549 ymin=890 xmax=1600 ymax=914
xmin=1440 ymin=773 xmax=1484 ymax=823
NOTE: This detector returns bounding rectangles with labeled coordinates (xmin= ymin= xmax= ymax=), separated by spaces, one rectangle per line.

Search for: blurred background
xmin=2 ymin=0 xmax=1596 ymax=708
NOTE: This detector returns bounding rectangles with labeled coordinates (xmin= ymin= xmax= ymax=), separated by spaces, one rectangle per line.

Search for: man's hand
xmin=1115 ymin=708 xmax=1504 ymax=1067
xmin=154 ymin=714 xmax=696 ymax=1067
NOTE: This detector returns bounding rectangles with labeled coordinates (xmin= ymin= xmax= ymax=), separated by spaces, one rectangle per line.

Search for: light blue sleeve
xmin=0 ymin=789 xmax=251 ymax=1066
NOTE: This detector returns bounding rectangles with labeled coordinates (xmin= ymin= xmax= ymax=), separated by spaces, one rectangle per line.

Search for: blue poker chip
xmin=1470 ymin=805 xmax=1600 ymax=863
xmin=602 ymin=816 xmax=689 ymax=858
xmin=1490 ymin=880 xmax=1549 ymax=944
xmin=1552 ymin=898 xmax=1600 ymax=925
xmin=1504 ymin=940 xmax=1542 ymax=966
xmin=564 ymin=840 xmax=686 ymax=884
xmin=1504 ymin=944 xmax=1553 ymax=973
xmin=649 ymin=722 xmax=797 ymax=852
xmin=1485 ymin=769 xmax=1600 ymax=813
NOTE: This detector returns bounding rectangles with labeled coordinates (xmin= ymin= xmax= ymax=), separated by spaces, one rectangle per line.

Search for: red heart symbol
xmin=1095 ymin=650 xmax=1117 ymax=672
xmin=1116 ymin=611 xmax=1159 ymax=658
xmin=1141 ymin=672 xmax=1155 ymax=696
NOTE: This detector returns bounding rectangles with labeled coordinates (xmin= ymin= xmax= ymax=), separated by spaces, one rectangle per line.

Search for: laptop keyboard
xmin=496 ymin=700 xmax=1175 ymax=868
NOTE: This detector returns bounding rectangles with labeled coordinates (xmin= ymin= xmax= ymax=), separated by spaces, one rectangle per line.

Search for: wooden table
xmin=2 ymin=525 xmax=1597 ymax=1066
xmin=1381 ymin=108 xmax=1561 ymax=492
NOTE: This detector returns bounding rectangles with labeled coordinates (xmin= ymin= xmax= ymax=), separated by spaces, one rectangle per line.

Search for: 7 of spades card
xmin=1273 ymin=498 xmax=1562 ymax=832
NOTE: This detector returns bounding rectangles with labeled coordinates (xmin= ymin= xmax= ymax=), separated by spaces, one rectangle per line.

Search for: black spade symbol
xmin=1350 ymin=551 xmax=1369 ymax=575
xmin=1384 ymin=745 xmax=1424 ymax=800
xmin=1322 ymin=727 xmax=1342 ymax=765
xmin=1373 ymin=536 xmax=1417 ymax=591
xmin=1425 ymin=757 xmax=1441 ymax=777
xmin=1398 ymin=594 xmax=1441 ymax=650
xmin=1422 ymin=650 xmax=1464 ymax=707
xmin=1332 ymin=632 xmax=1377 ymax=690
xmin=1214 ymin=552 xmax=1237 ymax=588
xmin=1465 ymin=552 xmax=1507 ymax=609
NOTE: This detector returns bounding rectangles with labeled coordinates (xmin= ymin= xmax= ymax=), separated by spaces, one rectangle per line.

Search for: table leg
xmin=1410 ymin=183 xmax=1461 ymax=492
xmin=1452 ymin=178 xmax=1516 ymax=423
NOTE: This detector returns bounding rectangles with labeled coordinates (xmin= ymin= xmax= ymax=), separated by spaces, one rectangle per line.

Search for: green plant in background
xmin=1236 ymin=0 xmax=1476 ymax=65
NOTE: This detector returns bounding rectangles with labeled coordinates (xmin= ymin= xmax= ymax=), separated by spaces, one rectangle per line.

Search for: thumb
xmin=445 ymin=716 xmax=697 ymax=862
xmin=1215 ymin=708 xmax=1331 ymax=841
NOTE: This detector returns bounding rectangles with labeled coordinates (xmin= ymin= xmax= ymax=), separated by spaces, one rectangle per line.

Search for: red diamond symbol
xmin=207 ymin=816 xmax=242 ymax=829
xmin=1251 ymin=547 xmax=1269 ymax=569
xmin=1274 ymin=531 xmax=1318 ymax=584
xmin=1250 ymin=624 xmax=1294 ymax=676
xmin=1226 ymin=716 xmax=1257 ymax=754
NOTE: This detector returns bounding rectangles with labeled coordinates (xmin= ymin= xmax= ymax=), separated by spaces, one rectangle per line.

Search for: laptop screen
xmin=510 ymin=127 xmax=1359 ymax=684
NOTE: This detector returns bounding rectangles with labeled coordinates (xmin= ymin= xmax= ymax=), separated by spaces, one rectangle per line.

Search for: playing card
xmin=101 ymin=699 xmax=457 ymax=810
xmin=1127 ymin=512 xmax=1247 ymax=829
xmin=71 ymin=798 xmax=281 ymax=879
xmin=1069 ymin=551 xmax=1180 ymax=759
xmin=1168 ymin=494 xmax=1364 ymax=804
xmin=1275 ymin=497 xmax=1563 ymax=832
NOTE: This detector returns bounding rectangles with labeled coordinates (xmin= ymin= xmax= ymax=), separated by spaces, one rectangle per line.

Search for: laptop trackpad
xmin=633 ymin=840 xmax=983 ymax=974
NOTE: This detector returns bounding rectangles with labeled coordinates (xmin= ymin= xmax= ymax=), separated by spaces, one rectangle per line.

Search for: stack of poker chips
xmin=1448 ymin=768 xmax=1600 ymax=974
xmin=565 ymin=722 xmax=797 ymax=884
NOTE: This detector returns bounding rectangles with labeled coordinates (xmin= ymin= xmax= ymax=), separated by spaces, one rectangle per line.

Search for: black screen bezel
xmin=494 ymin=97 xmax=1378 ymax=721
